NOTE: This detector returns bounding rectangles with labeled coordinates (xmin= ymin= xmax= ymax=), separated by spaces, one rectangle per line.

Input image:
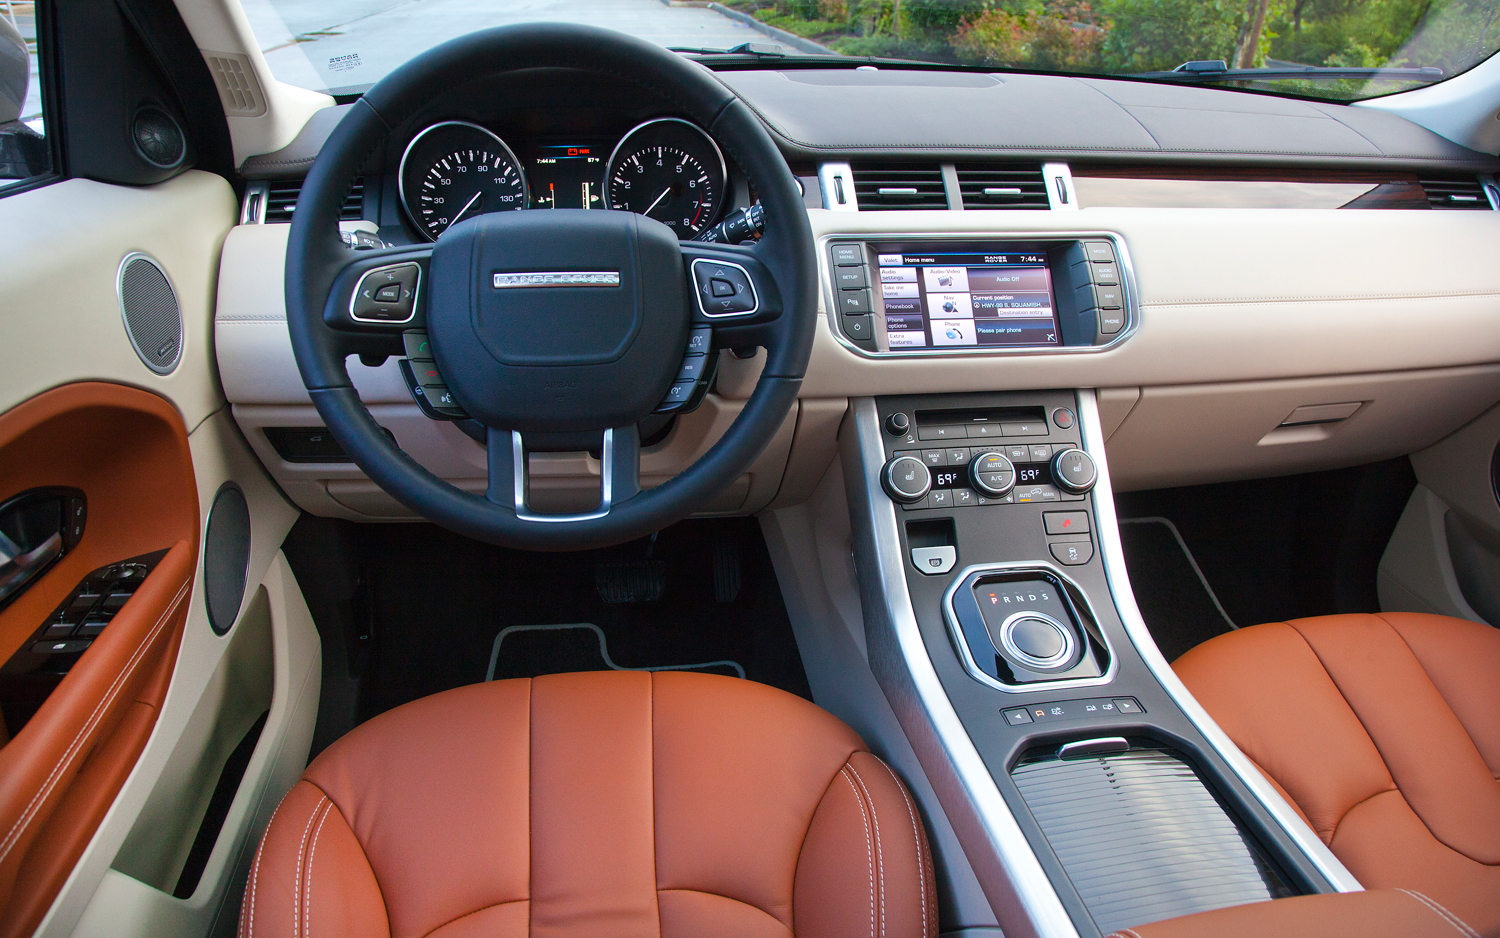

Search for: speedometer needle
xmin=642 ymin=187 xmax=672 ymax=218
xmin=450 ymin=190 xmax=483 ymax=226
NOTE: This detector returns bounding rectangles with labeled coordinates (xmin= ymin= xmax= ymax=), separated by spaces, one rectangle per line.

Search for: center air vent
xmin=1418 ymin=175 xmax=1492 ymax=210
xmin=263 ymin=178 xmax=365 ymax=223
xmin=956 ymin=163 xmax=1050 ymax=210
xmin=851 ymin=163 xmax=948 ymax=210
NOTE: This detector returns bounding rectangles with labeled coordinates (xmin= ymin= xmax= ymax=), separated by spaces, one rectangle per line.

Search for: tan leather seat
xmin=1174 ymin=612 xmax=1500 ymax=937
xmin=239 ymin=671 xmax=936 ymax=938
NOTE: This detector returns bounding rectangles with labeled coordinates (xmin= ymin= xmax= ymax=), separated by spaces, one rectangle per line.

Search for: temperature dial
xmin=882 ymin=456 xmax=932 ymax=503
xmin=969 ymin=452 xmax=1017 ymax=497
xmin=1051 ymin=448 xmax=1098 ymax=494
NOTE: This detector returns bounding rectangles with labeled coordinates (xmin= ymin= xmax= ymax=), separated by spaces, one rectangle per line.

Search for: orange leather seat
xmin=1174 ymin=612 xmax=1500 ymax=937
xmin=239 ymin=671 xmax=936 ymax=938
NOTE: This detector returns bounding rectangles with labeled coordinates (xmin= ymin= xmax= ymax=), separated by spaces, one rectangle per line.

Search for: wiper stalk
xmin=1139 ymin=59 xmax=1443 ymax=83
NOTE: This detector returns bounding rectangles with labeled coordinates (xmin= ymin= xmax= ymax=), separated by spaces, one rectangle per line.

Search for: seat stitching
xmin=305 ymin=801 xmax=334 ymax=938
xmin=845 ymin=764 xmax=887 ymax=938
xmin=0 ymin=576 xmax=190 ymax=865
xmin=293 ymin=797 xmax=329 ymax=938
xmin=246 ymin=793 xmax=292 ymax=938
xmin=1398 ymin=889 xmax=1482 ymax=938
xmin=874 ymin=758 xmax=930 ymax=938
xmin=840 ymin=767 xmax=875 ymax=938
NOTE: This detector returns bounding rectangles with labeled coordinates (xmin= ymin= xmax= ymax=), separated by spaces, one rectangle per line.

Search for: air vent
xmin=203 ymin=52 xmax=267 ymax=117
xmin=1419 ymin=175 xmax=1492 ymax=210
xmin=263 ymin=178 xmax=365 ymax=223
xmin=956 ymin=163 xmax=1050 ymax=210
xmin=851 ymin=163 xmax=948 ymax=210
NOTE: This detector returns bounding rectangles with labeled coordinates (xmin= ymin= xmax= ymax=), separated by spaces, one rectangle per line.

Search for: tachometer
xmin=604 ymin=118 xmax=726 ymax=238
xmin=399 ymin=121 xmax=528 ymax=241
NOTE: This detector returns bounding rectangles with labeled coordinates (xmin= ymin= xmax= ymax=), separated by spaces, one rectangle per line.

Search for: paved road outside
xmin=246 ymin=0 xmax=769 ymax=93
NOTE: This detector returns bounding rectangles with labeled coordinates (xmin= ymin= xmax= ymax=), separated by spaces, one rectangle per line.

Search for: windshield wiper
xmin=1137 ymin=59 xmax=1443 ymax=84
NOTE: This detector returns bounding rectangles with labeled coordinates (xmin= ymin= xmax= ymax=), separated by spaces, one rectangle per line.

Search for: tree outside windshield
xmin=247 ymin=0 xmax=1500 ymax=101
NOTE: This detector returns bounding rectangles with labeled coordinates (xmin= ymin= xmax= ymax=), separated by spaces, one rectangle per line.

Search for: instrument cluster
xmin=397 ymin=116 xmax=728 ymax=241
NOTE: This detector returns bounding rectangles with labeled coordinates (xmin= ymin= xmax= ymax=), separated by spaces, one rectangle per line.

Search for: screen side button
xmin=1099 ymin=309 xmax=1126 ymax=335
xmin=830 ymin=244 xmax=864 ymax=266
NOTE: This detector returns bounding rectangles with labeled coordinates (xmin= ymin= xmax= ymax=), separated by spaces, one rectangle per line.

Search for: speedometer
xmin=399 ymin=121 xmax=528 ymax=241
xmin=605 ymin=118 xmax=726 ymax=238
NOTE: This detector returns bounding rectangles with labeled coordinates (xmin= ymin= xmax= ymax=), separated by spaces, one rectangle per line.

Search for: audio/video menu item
xmin=869 ymin=243 xmax=1060 ymax=350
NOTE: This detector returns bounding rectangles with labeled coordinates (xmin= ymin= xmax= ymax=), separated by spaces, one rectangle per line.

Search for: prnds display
xmin=869 ymin=242 xmax=1060 ymax=350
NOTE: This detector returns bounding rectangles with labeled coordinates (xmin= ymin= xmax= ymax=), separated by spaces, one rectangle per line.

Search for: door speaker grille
xmin=117 ymin=254 xmax=183 ymax=375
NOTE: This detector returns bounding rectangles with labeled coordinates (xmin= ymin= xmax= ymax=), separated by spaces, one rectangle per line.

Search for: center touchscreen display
xmin=869 ymin=242 xmax=1059 ymax=350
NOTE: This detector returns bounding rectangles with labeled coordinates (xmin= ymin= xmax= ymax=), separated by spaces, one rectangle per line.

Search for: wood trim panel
xmin=1070 ymin=164 xmax=1430 ymax=210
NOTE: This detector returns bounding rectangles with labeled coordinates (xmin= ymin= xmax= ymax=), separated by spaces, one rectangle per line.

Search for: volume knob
xmin=882 ymin=455 xmax=932 ymax=503
xmin=1051 ymin=448 xmax=1097 ymax=494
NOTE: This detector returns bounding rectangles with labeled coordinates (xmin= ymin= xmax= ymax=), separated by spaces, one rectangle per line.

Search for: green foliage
xmin=1097 ymin=0 xmax=1243 ymax=71
xmin=953 ymin=2 xmax=1106 ymax=69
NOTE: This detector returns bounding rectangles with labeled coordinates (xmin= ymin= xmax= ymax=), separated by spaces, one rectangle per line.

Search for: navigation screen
xmin=869 ymin=243 xmax=1059 ymax=350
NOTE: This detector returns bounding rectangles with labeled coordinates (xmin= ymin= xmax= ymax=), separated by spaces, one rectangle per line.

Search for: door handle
xmin=0 ymin=531 xmax=63 ymax=606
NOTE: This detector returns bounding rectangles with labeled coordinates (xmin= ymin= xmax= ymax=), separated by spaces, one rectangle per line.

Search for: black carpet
xmin=284 ymin=516 xmax=812 ymax=751
xmin=1117 ymin=519 xmax=1236 ymax=663
xmin=485 ymin=622 xmax=744 ymax=681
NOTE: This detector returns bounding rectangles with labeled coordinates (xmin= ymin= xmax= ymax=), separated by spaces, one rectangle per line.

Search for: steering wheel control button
xmin=686 ymin=328 xmax=712 ymax=354
xmin=830 ymin=243 xmax=864 ymax=266
xmin=969 ymin=452 xmax=1017 ymax=497
xmin=675 ymin=354 xmax=707 ymax=381
xmin=691 ymin=258 xmax=758 ymax=317
xmin=402 ymin=331 xmax=432 ymax=358
xmin=1051 ymin=407 xmax=1076 ymax=429
xmin=884 ymin=412 xmax=910 ymax=437
xmin=1043 ymin=511 xmax=1090 ymax=535
xmin=351 ymin=263 xmax=420 ymax=323
xmin=911 ymin=546 xmax=956 ymax=575
xmin=409 ymin=361 xmax=446 ymax=388
xmin=882 ymin=455 xmax=932 ymax=503
xmin=1051 ymin=448 xmax=1098 ymax=494
xmin=663 ymin=381 xmax=696 ymax=405
xmin=1049 ymin=538 xmax=1094 ymax=566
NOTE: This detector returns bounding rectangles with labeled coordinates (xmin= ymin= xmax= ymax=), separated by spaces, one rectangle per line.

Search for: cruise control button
xmin=662 ymin=381 xmax=696 ymax=404
xmin=676 ymin=354 xmax=708 ymax=381
xmin=687 ymin=328 xmax=712 ymax=354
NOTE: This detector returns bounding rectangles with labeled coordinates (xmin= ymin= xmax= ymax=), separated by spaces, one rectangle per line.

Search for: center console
xmin=840 ymin=386 xmax=1360 ymax=938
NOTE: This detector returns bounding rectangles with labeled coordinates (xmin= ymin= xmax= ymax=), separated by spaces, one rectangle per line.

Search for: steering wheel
xmin=285 ymin=24 xmax=817 ymax=551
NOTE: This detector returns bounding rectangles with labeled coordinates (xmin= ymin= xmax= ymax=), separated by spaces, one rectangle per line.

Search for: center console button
xmin=837 ymin=290 xmax=872 ymax=314
xmin=1099 ymin=309 xmax=1126 ymax=335
xmin=835 ymin=267 xmax=867 ymax=290
xmin=969 ymin=452 xmax=1017 ymax=497
xmin=830 ymin=243 xmax=864 ymax=266
xmin=1000 ymin=421 xmax=1048 ymax=437
xmin=841 ymin=313 xmax=874 ymax=343
xmin=1051 ymin=449 xmax=1098 ymax=494
xmin=1011 ymin=616 xmax=1066 ymax=660
xmin=1049 ymin=539 xmax=1094 ymax=565
xmin=882 ymin=455 xmax=932 ymax=503
xmin=911 ymin=546 xmax=956 ymax=575
xmin=1084 ymin=241 xmax=1116 ymax=263
xmin=884 ymin=412 xmax=910 ymax=436
xmin=1043 ymin=511 xmax=1090 ymax=535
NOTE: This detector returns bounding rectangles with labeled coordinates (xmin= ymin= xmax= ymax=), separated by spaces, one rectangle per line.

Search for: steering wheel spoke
xmin=489 ymin=426 xmax=642 ymax=522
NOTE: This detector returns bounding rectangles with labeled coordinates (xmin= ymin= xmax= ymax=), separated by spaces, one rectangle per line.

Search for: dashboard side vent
xmin=203 ymin=52 xmax=267 ymax=117
xmin=851 ymin=163 xmax=948 ymax=210
xmin=263 ymin=178 xmax=365 ymax=223
xmin=956 ymin=163 xmax=1050 ymax=210
xmin=1419 ymin=175 xmax=1491 ymax=209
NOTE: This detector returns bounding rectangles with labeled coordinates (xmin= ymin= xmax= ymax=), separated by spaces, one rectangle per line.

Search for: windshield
xmin=245 ymin=0 xmax=1500 ymax=101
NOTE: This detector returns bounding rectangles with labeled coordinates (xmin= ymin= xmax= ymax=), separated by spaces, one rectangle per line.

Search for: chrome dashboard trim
xmin=512 ymin=428 xmax=615 ymax=523
xmin=818 ymin=162 xmax=858 ymax=211
xmin=851 ymin=397 xmax=1082 ymax=938
xmin=819 ymin=231 xmax=1139 ymax=360
xmin=1042 ymin=162 xmax=1078 ymax=210
xmin=942 ymin=561 xmax=1116 ymax=693
xmin=1077 ymin=389 xmax=1364 ymax=893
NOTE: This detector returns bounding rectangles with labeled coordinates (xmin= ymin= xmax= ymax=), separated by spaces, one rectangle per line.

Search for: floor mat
xmin=485 ymin=623 xmax=745 ymax=681
xmin=1119 ymin=517 xmax=1238 ymax=663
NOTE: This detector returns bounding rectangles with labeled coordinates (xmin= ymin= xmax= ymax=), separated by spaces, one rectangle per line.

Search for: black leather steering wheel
xmin=285 ymin=24 xmax=816 ymax=550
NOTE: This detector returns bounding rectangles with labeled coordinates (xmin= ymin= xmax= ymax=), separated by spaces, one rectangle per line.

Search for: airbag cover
xmin=426 ymin=210 xmax=688 ymax=432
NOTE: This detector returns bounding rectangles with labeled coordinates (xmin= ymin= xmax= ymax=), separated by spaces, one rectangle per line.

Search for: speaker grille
xmin=118 ymin=254 xmax=183 ymax=375
xmin=132 ymin=107 xmax=186 ymax=169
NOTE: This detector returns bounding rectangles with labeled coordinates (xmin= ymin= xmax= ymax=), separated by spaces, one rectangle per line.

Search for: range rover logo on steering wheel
xmin=492 ymin=271 xmax=621 ymax=288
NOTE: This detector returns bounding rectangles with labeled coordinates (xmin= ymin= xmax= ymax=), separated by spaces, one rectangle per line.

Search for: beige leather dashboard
xmin=216 ymin=202 xmax=1500 ymax=511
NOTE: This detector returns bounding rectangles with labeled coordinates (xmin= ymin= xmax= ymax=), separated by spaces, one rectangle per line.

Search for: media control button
xmin=1099 ymin=310 xmax=1125 ymax=335
xmin=835 ymin=267 xmax=867 ymax=290
xmin=841 ymin=314 xmax=875 ymax=343
xmin=965 ymin=423 xmax=1002 ymax=438
xmin=1049 ymin=538 xmax=1093 ymax=565
xmin=1094 ymin=285 xmax=1123 ymax=309
xmin=1000 ymin=421 xmax=1048 ymax=437
xmin=352 ymin=263 xmax=419 ymax=323
xmin=917 ymin=425 xmax=966 ymax=441
xmin=1084 ymin=241 xmax=1116 ymax=264
xmin=830 ymin=243 xmax=864 ymax=266
xmin=884 ymin=413 xmax=910 ymax=436
xmin=1091 ymin=264 xmax=1120 ymax=286
xmin=911 ymin=546 xmax=956 ymax=575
